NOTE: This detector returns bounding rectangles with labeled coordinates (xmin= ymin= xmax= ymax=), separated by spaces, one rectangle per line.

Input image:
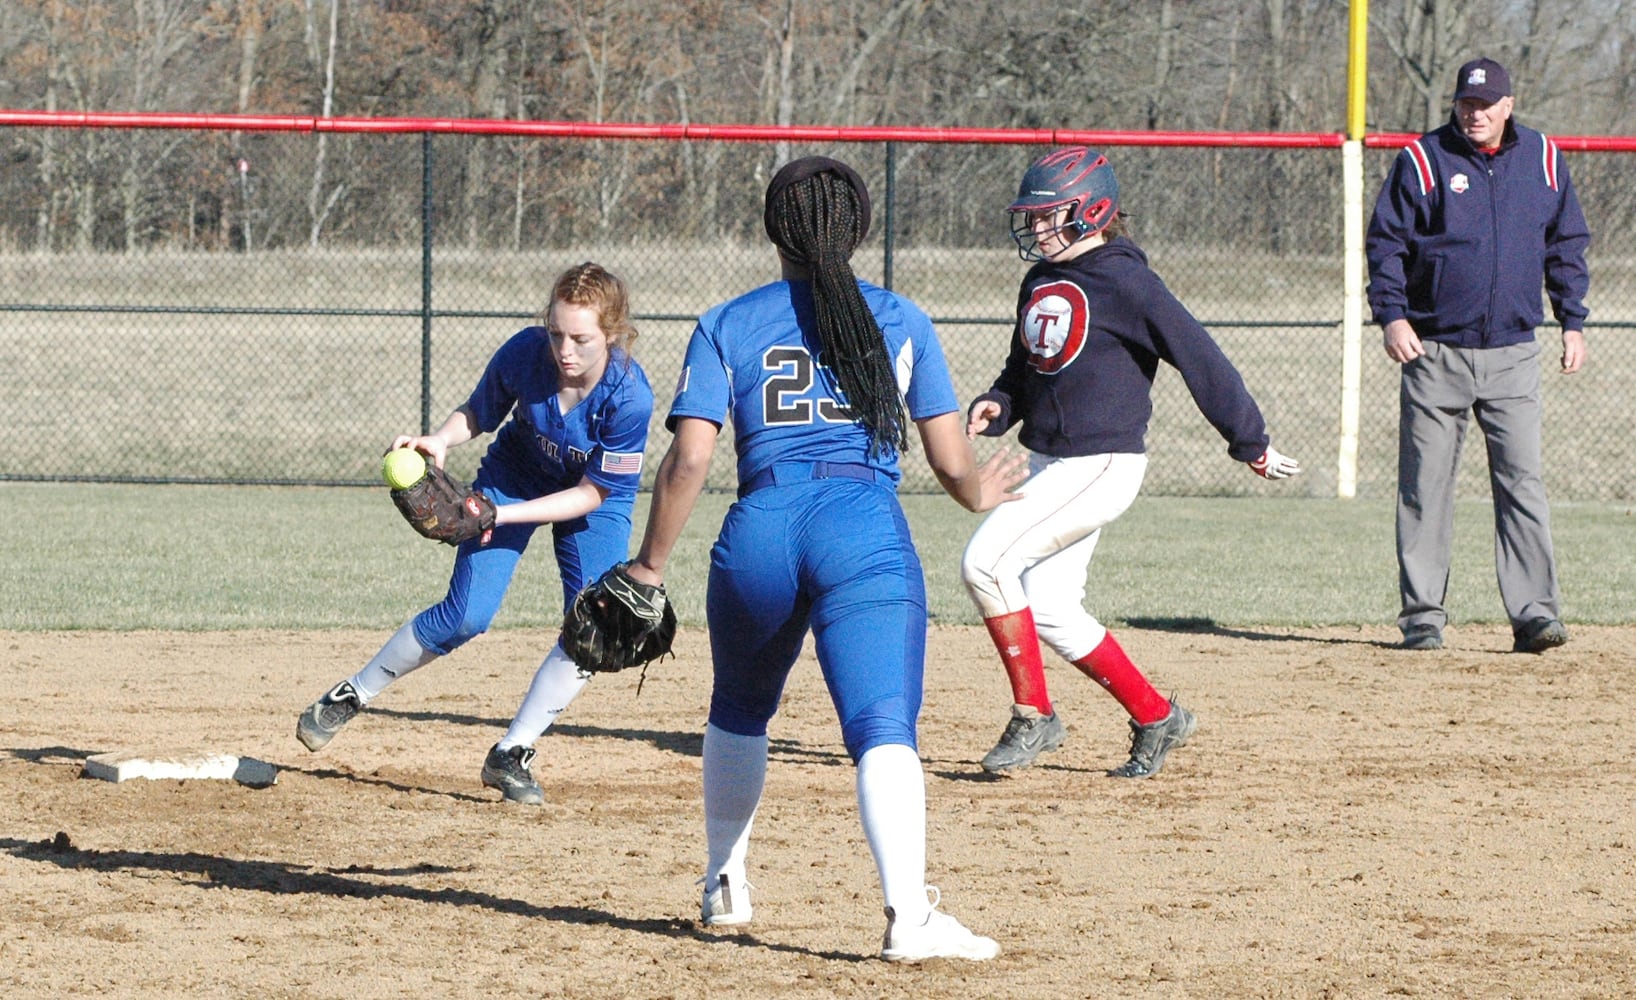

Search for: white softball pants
xmin=961 ymin=451 xmax=1147 ymax=662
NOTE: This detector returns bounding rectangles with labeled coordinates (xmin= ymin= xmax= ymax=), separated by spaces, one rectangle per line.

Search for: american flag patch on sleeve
xmin=600 ymin=451 xmax=644 ymax=475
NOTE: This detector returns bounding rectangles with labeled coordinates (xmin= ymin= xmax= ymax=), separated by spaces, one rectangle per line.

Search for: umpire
xmin=1366 ymin=56 xmax=1590 ymax=653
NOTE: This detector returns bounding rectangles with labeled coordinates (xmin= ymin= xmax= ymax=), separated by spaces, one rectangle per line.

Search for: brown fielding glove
xmin=561 ymin=561 xmax=677 ymax=674
xmin=390 ymin=463 xmax=497 ymax=546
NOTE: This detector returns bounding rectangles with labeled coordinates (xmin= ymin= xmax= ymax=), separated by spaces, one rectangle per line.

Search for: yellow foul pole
xmin=1337 ymin=0 xmax=1368 ymax=498
xmin=1347 ymin=1 xmax=1369 ymax=140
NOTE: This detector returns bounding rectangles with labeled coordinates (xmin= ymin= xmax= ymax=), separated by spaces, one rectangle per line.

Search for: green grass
xmin=7 ymin=483 xmax=1632 ymax=631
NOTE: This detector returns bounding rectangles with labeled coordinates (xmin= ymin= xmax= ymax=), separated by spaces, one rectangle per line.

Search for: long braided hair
xmin=764 ymin=158 xmax=908 ymax=458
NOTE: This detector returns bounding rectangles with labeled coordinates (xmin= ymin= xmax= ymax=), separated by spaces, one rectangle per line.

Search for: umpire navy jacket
xmin=1366 ymin=116 xmax=1591 ymax=349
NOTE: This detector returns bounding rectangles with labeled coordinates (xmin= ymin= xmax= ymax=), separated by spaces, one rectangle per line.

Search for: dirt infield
xmin=4 ymin=624 xmax=1633 ymax=998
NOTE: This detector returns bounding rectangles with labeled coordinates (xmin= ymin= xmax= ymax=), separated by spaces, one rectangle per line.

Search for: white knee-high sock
xmin=702 ymin=723 xmax=767 ymax=888
xmin=857 ymin=743 xmax=930 ymax=922
xmin=500 ymin=644 xmax=590 ymax=749
xmin=350 ymin=621 xmax=438 ymax=702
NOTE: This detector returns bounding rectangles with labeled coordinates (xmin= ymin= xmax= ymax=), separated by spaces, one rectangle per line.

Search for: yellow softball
xmin=381 ymin=448 xmax=427 ymax=490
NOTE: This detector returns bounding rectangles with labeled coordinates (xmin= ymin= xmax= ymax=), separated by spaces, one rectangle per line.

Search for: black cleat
xmin=296 ymin=681 xmax=363 ymax=752
xmin=481 ymin=743 xmax=545 ymax=805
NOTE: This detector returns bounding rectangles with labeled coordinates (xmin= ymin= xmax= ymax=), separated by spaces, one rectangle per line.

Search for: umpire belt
xmin=737 ymin=461 xmax=889 ymax=499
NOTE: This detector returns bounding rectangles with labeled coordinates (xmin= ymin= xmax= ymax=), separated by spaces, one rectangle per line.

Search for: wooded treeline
xmin=2 ymin=0 xmax=1632 ymax=253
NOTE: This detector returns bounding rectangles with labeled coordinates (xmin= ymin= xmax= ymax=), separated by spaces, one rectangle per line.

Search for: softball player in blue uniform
xmin=964 ymin=147 xmax=1301 ymax=780
xmin=621 ymin=157 xmax=1023 ymax=962
xmin=296 ymin=262 xmax=655 ymax=806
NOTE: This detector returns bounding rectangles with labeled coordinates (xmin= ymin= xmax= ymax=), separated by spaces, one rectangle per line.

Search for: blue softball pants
xmin=412 ymin=481 xmax=633 ymax=655
xmin=705 ymin=478 xmax=927 ymax=762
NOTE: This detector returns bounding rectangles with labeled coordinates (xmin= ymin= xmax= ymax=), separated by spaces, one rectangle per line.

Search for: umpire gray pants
xmin=1397 ymin=339 xmax=1561 ymax=633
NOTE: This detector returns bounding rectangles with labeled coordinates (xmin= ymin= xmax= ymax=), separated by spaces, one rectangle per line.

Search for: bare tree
xmin=555 ymin=0 xmax=653 ymax=237
xmin=453 ymin=1 xmax=512 ymax=248
xmin=235 ymin=0 xmax=262 ymax=113
xmin=824 ymin=0 xmax=926 ymax=125
xmin=304 ymin=0 xmax=345 ymax=248
xmin=3 ymin=0 xmax=1630 ymax=254
xmin=119 ymin=0 xmax=207 ymax=252
xmin=768 ymin=0 xmax=796 ymax=166
xmin=1369 ymin=0 xmax=1477 ymax=131
xmin=21 ymin=0 xmax=68 ymax=251
xmin=1147 ymin=0 xmax=1178 ymax=130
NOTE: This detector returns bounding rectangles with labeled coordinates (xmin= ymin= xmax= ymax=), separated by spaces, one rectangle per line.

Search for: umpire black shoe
xmin=1513 ymin=618 xmax=1569 ymax=654
xmin=296 ymin=681 xmax=363 ymax=752
xmin=1108 ymin=699 xmax=1196 ymax=779
xmin=481 ymin=743 xmax=544 ymax=805
xmin=980 ymin=705 xmax=1068 ymax=774
xmin=1400 ymin=624 xmax=1444 ymax=651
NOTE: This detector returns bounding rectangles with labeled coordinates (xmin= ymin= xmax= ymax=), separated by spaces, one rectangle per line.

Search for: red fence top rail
xmin=6 ymin=110 xmax=1634 ymax=152
xmin=1366 ymin=131 xmax=1636 ymax=152
xmin=0 ymin=109 xmax=1345 ymax=147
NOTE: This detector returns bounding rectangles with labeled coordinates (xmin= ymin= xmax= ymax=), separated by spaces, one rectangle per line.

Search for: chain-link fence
xmin=2 ymin=126 xmax=1632 ymax=500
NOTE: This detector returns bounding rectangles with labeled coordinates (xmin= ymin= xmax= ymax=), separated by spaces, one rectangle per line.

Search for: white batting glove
xmin=1249 ymin=446 xmax=1301 ymax=480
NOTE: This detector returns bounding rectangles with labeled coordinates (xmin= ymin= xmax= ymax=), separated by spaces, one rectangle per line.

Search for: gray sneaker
xmin=481 ymin=743 xmax=544 ymax=805
xmin=1400 ymin=624 xmax=1444 ymax=651
xmin=296 ymin=681 xmax=363 ymax=752
xmin=1512 ymin=618 xmax=1568 ymax=653
xmin=980 ymin=704 xmax=1068 ymax=774
xmin=1109 ymin=700 xmax=1196 ymax=779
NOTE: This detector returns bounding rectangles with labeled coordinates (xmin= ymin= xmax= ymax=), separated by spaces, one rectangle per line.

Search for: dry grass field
xmin=4 ymin=246 xmax=1633 ymax=499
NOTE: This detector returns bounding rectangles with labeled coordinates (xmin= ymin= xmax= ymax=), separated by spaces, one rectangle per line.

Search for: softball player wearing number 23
xmin=620 ymin=157 xmax=1025 ymax=962
xmin=965 ymin=147 xmax=1301 ymax=780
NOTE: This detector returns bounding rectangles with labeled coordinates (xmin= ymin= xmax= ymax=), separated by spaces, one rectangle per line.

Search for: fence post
xmin=420 ymin=132 xmax=434 ymax=435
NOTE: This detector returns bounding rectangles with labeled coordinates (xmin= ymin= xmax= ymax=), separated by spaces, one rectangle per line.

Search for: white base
xmin=82 ymin=751 xmax=278 ymax=788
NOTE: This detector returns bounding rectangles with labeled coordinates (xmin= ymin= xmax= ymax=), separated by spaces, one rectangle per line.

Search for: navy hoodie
xmin=1366 ymin=116 xmax=1590 ymax=347
xmin=974 ymin=236 xmax=1269 ymax=462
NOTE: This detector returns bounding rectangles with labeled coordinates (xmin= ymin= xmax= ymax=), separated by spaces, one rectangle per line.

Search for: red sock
xmin=1073 ymin=631 xmax=1171 ymax=725
xmin=982 ymin=609 xmax=1052 ymax=714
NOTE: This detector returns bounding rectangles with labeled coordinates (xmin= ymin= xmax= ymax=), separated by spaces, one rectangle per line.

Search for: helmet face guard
xmin=1006 ymin=147 xmax=1118 ymax=261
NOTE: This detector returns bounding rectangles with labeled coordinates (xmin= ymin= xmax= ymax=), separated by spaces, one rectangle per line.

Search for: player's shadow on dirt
xmin=275 ymin=764 xmax=495 ymax=802
xmin=366 ymin=707 xmax=703 ymax=757
xmin=0 ymin=833 xmax=865 ymax=961
xmin=1125 ymin=616 xmax=1386 ymax=646
xmin=4 ymin=745 xmax=104 ymax=765
xmin=1124 ymin=616 xmax=1288 ymax=640
xmin=766 ymin=737 xmax=850 ymax=767
xmin=928 ymin=760 xmax=1106 ymax=783
xmin=364 ymin=712 xmax=850 ymax=766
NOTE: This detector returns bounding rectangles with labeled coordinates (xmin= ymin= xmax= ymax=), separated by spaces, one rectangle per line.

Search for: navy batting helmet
xmin=1007 ymin=147 xmax=1118 ymax=261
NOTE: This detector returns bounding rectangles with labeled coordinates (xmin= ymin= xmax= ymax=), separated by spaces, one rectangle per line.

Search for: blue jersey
xmin=465 ymin=326 xmax=654 ymax=508
xmin=673 ymin=277 xmax=958 ymax=760
xmin=667 ymin=279 xmax=958 ymax=486
xmin=411 ymin=327 xmax=654 ymax=656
